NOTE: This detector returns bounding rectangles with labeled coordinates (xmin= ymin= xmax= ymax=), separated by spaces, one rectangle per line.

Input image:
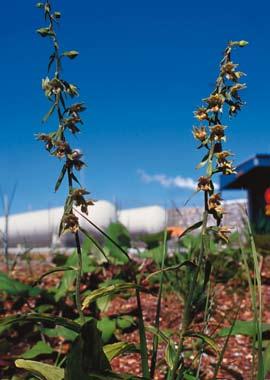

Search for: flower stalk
xmin=169 ymin=40 xmax=248 ymax=380
xmin=36 ymin=1 xmax=94 ymax=324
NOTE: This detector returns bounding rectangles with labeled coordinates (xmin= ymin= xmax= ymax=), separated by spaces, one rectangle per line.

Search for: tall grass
xmin=241 ymin=214 xmax=264 ymax=379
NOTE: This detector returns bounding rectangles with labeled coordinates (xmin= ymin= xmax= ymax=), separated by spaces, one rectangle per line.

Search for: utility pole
xmin=1 ymin=185 xmax=17 ymax=272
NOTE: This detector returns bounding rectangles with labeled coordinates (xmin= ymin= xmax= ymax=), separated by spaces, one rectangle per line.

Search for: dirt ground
xmin=1 ymin=255 xmax=270 ymax=380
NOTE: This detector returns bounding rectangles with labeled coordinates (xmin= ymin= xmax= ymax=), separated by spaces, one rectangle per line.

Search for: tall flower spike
xmin=193 ymin=40 xmax=248 ymax=239
xmin=36 ymin=0 xmax=96 ymax=322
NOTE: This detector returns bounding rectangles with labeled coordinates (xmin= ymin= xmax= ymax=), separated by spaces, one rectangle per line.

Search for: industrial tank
xmin=118 ymin=205 xmax=167 ymax=236
xmin=0 ymin=203 xmax=167 ymax=248
xmin=0 ymin=200 xmax=117 ymax=248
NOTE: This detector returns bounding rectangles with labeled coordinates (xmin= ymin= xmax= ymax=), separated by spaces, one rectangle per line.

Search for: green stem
xmin=68 ymin=167 xmax=85 ymax=324
xmin=135 ymin=283 xmax=150 ymax=379
xmin=168 ymin=195 xmax=209 ymax=380
xmin=150 ymin=230 xmax=168 ymax=378
xmin=75 ymin=231 xmax=85 ymax=324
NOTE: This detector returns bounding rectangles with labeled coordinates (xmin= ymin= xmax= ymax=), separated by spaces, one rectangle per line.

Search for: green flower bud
xmin=238 ymin=40 xmax=249 ymax=47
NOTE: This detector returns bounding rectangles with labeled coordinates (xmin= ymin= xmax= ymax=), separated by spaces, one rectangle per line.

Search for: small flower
xmin=218 ymin=160 xmax=236 ymax=175
xmin=37 ymin=133 xmax=53 ymax=151
xmin=204 ymin=93 xmax=225 ymax=112
xmin=42 ymin=77 xmax=64 ymax=97
xmin=208 ymin=193 xmax=224 ymax=222
xmin=194 ymin=107 xmax=208 ymax=121
xmin=230 ymin=83 xmax=246 ymax=94
xmin=71 ymin=188 xmax=94 ymax=214
xmin=67 ymin=103 xmax=86 ymax=116
xmin=221 ymin=61 xmax=238 ymax=75
xmin=209 ymin=124 xmax=227 ymax=141
xmin=67 ymin=149 xmax=86 ymax=170
xmin=66 ymin=83 xmax=79 ymax=97
xmin=197 ymin=176 xmax=212 ymax=192
xmin=214 ymin=204 xmax=224 ymax=216
xmin=208 ymin=193 xmax=222 ymax=210
xmin=63 ymin=116 xmax=81 ymax=134
xmin=53 ymin=140 xmax=71 ymax=158
xmin=62 ymin=213 xmax=79 ymax=233
xmin=192 ymin=126 xmax=207 ymax=142
xmin=216 ymin=226 xmax=231 ymax=242
xmin=216 ymin=150 xmax=233 ymax=162
xmin=229 ymin=102 xmax=242 ymax=116
xmin=221 ymin=61 xmax=245 ymax=82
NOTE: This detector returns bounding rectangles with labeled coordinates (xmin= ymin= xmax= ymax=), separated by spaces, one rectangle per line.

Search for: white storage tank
xmin=0 ymin=200 xmax=117 ymax=248
xmin=118 ymin=205 xmax=167 ymax=236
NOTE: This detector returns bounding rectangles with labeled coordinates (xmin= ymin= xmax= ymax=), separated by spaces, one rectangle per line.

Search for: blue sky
xmin=1 ymin=0 xmax=269 ymax=214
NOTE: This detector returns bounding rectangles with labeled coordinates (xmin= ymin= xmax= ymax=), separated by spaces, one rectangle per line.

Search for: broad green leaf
xmin=97 ymin=296 xmax=111 ymax=312
xmin=104 ymin=223 xmax=130 ymax=264
xmin=55 ymin=237 xmax=96 ymax=301
xmin=0 ymin=272 xmax=41 ymax=297
xmin=218 ymin=320 xmax=270 ymax=337
xmin=82 ymin=283 xmax=142 ymax=310
xmin=183 ymin=374 xmax=196 ymax=380
xmin=103 ymin=342 xmax=137 ymax=361
xmin=116 ymin=316 xmax=135 ymax=330
xmin=15 ymin=359 xmax=64 ymax=380
xmin=21 ymin=341 xmax=53 ymax=359
xmin=65 ymin=319 xmax=111 ymax=380
xmin=42 ymin=326 xmax=78 ymax=341
xmin=98 ymin=318 xmax=116 ymax=343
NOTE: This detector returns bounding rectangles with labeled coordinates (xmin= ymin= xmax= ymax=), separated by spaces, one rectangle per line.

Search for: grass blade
xmin=150 ymin=230 xmax=167 ymax=378
xmin=213 ymin=307 xmax=240 ymax=379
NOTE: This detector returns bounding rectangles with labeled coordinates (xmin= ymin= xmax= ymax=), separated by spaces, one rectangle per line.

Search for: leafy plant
xmin=1 ymin=2 xmax=263 ymax=379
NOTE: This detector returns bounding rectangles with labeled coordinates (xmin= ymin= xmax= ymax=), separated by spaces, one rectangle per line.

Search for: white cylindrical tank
xmin=118 ymin=205 xmax=167 ymax=236
xmin=0 ymin=200 xmax=117 ymax=248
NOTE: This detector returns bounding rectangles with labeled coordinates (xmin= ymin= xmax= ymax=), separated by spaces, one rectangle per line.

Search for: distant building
xmin=220 ymin=154 xmax=270 ymax=233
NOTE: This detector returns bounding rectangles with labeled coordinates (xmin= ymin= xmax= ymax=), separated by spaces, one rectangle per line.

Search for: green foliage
xmin=104 ymin=223 xmax=131 ymax=264
xmin=0 ymin=313 xmax=81 ymax=334
xmin=16 ymin=359 xmax=64 ymax=380
xmin=41 ymin=326 xmax=78 ymax=341
xmin=65 ymin=320 xmax=111 ymax=379
xmin=20 ymin=341 xmax=53 ymax=359
xmin=82 ymin=282 xmax=142 ymax=311
xmin=103 ymin=342 xmax=137 ymax=361
xmin=218 ymin=320 xmax=270 ymax=337
xmin=55 ymin=237 xmax=97 ymax=301
xmin=138 ymin=231 xmax=164 ymax=249
xmin=0 ymin=271 xmax=41 ymax=297
xmin=140 ymin=243 xmax=165 ymax=264
xmin=1 ymin=3 xmax=257 ymax=379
